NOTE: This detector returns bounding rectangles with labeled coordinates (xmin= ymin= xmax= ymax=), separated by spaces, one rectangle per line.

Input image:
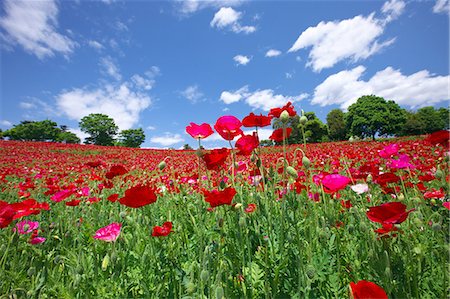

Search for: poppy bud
xmin=119 ymin=211 xmax=127 ymax=219
xmin=102 ymin=254 xmax=110 ymax=271
xmin=217 ymin=218 xmax=224 ymax=228
xmin=299 ymin=115 xmax=308 ymax=125
xmin=286 ymin=166 xmax=298 ymax=179
xmin=27 ymin=267 xmax=36 ymax=277
xmin=185 ymin=281 xmax=196 ymax=294
xmin=434 ymin=169 xmax=443 ymax=179
xmin=280 ymin=110 xmax=290 ymax=122
xmin=302 ymin=156 xmax=311 ymax=168
xmin=200 ymin=269 xmax=210 ymax=282
xmin=366 ymin=174 xmax=373 ymax=183
xmin=432 ymin=223 xmax=442 ymax=231
xmin=234 ymin=203 xmax=243 ymax=210
xmin=349 ymin=136 xmax=355 ymax=142
xmin=256 ymin=159 xmax=261 ymax=168
xmin=397 ymin=193 xmax=405 ymax=201
xmin=158 ymin=161 xmax=166 ymax=170
xmin=250 ymin=153 xmax=257 ymax=162
xmin=306 ymin=265 xmax=316 ymax=280
xmin=215 ymin=286 xmax=224 ymax=299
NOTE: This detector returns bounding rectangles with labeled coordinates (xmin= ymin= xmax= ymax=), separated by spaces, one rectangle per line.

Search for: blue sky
xmin=0 ymin=0 xmax=448 ymax=148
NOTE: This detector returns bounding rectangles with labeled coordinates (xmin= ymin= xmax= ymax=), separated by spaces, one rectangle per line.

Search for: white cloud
xmin=150 ymin=133 xmax=184 ymax=146
xmin=220 ymin=86 xmax=308 ymax=111
xmin=288 ymin=13 xmax=395 ymax=72
xmin=68 ymin=128 xmax=89 ymax=143
xmin=243 ymin=128 xmax=273 ymax=140
xmin=285 ymin=72 xmax=293 ymax=79
xmin=147 ymin=125 xmax=156 ymax=131
xmin=210 ymin=7 xmax=256 ymax=34
xmin=56 ymin=82 xmax=151 ymax=130
xmin=131 ymin=75 xmax=155 ymax=90
xmin=181 ymin=85 xmax=204 ymax=103
xmin=0 ymin=0 xmax=76 ymax=59
xmin=265 ymin=49 xmax=281 ymax=57
xmin=100 ymin=56 xmax=121 ymax=81
xmin=312 ymin=65 xmax=450 ymax=109
xmin=88 ymin=40 xmax=103 ymax=51
xmin=19 ymin=97 xmax=57 ymax=116
xmin=433 ymin=0 xmax=450 ymax=14
xmin=176 ymin=0 xmax=242 ymax=15
xmin=381 ymin=0 xmax=406 ymax=22
xmin=0 ymin=120 xmax=12 ymax=127
xmin=145 ymin=66 xmax=161 ymax=78
xmin=233 ymin=54 xmax=251 ymax=65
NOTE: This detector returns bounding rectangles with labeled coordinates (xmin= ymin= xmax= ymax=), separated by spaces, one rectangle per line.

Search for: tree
xmin=117 ymin=128 xmax=145 ymax=148
xmin=4 ymin=120 xmax=61 ymax=141
xmin=437 ymin=107 xmax=449 ymax=130
xmin=259 ymin=139 xmax=274 ymax=147
xmin=79 ymin=114 xmax=118 ymax=146
xmin=326 ymin=109 xmax=347 ymax=141
xmin=57 ymin=131 xmax=81 ymax=144
xmin=416 ymin=106 xmax=445 ymax=134
xmin=183 ymin=144 xmax=193 ymax=150
xmin=399 ymin=111 xmax=425 ymax=136
xmin=346 ymin=95 xmax=406 ymax=140
xmin=273 ymin=112 xmax=328 ymax=144
xmin=0 ymin=129 xmax=3 ymax=140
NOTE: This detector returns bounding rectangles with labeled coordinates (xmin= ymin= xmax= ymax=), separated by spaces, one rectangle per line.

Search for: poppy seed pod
xmin=102 ymin=254 xmax=110 ymax=271
xmin=280 ymin=110 xmax=290 ymax=122
xmin=215 ymin=286 xmax=224 ymax=299
xmin=299 ymin=115 xmax=308 ymax=125
xmin=302 ymin=156 xmax=311 ymax=168
xmin=366 ymin=174 xmax=373 ymax=183
xmin=158 ymin=161 xmax=166 ymax=170
xmin=286 ymin=166 xmax=298 ymax=179
xmin=434 ymin=169 xmax=443 ymax=179
xmin=200 ymin=269 xmax=209 ymax=282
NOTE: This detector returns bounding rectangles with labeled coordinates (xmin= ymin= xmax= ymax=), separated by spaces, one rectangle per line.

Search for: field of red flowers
xmin=0 ymin=125 xmax=449 ymax=297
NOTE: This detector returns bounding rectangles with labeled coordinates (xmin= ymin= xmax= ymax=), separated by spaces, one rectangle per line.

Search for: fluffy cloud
xmin=181 ymin=85 xmax=204 ymax=103
xmin=56 ymin=82 xmax=151 ymax=130
xmin=0 ymin=0 xmax=76 ymax=59
xmin=210 ymin=7 xmax=256 ymax=34
xmin=176 ymin=0 xmax=242 ymax=15
xmin=433 ymin=0 xmax=449 ymax=14
xmin=88 ymin=40 xmax=104 ymax=51
xmin=233 ymin=54 xmax=251 ymax=65
xmin=381 ymin=0 xmax=406 ymax=22
xmin=265 ymin=49 xmax=281 ymax=57
xmin=0 ymin=120 xmax=12 ymax=127
xmin=288 ymin=13 xmax=395 ymax=72
xmin=220 ymin=86 xmax=308 ymax=111
xmin=100 ymin=56 xmax=122 ymax=81
xmin=312 ymin=65 xmax=450 ymax=109
xmin=131 ymin=75 xmax=155 ymax=90
xmin=150 ymin=133 xmax=184 ymax=146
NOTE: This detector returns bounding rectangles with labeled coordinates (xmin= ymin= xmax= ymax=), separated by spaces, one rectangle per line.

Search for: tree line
xmin=1 ymin=95 xmax=448 ymax=148
xmin=1 ymin=113 xmax=145 ymax=148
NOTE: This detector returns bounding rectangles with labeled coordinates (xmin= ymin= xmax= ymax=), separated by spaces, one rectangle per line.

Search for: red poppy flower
xmin=269 ymin=102 xmax=297 ymax=118
xmin=269 ymin=128 xmax=292 ymax=142
xmin=423 ymin=188 xmax=446 ymax=199
xmin=425 ymin=130 xmax=449 ymax=146
xmin=242 ymin=113 xmax=272 ymax=128
xmin=119 ymin=185 xmax=158 ymax=208
xmin=107 ymin=193 xmax=119 ymax=202
xmin=0 ymin=201 xmax=16 ymax=229
xmin=366 ymin=202 xmax=414 ymax=225
xmin=374 ymin=223 xmax=399 ymax=236
xmin=202 ymin=148 xmax=230 ymax=171
xmin=186 ymin=122 xmax=214 ymax=139
xmin=85 ymin=160 xmax=103 ymax=168
xmin=152 ymin=221 xmax=173 ymax=237
xmin=105 ymin=165 xmax=128 ymax=179
xmin=349 ymin=280 xmax=388 ymax=299
xmin=10 ymin=199 xmax=49 ymax=220
xmin=321 ymin=174 xmax=351 ymax=193
xmin=235 ymin=133 xmax=259 ymax=155
xmin=65 ymin=199 xmax=81 ymax=206
xmin=244 ymin=203 xmax=257 ymax=213
xmin=214 ymin=116 xmax=243 ymax=141
xmin=203 ymin=187 xmax=237 ymax=208
xmin=374 ymin=172 xmax=400 ymax=186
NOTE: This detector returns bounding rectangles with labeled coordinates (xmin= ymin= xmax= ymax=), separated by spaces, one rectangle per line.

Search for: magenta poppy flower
xmin=186 ymin=122 xmax=214 ymax=139
xmin=152 ymin=221 xmax=173 ymax=237
xmin=388 ymin=154 xmax=415 ymax=169
xmin=379 ymin=143 xmax=399 ymax=159
xmin=235 ymin=133 xmax=259 ymax=155
xmin=214 ymin=116 xmax=243 ymax=141
xmin=443 ymin=202 xmax=450 ymax=210
xmin=321 ymin=174 xmax=351 ymax=193
xmin=15 ymin=220 xmax=39 ymax=234
xmin=366 ymin=202 xmax=414 ymax=225
xmin=29 ymin=236 xmax=46 ymax=245
xmin=93 ymin=222 xmax=122 ymax=242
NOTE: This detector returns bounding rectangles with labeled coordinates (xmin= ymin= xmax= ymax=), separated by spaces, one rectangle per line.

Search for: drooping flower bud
xmin=158 ymin=161 xmax=166 ymax=170
xmin=302 ymin=156 xmax=311 ymax=168
xmin=286 ymin=166 xmax=298 ymax=179
xmin=234 ymin=203 xmax=243 ymax=210
xmin=102 ymin=254 xmax=110 ymax=271
xmin=299 ymin=115 xmax=308 ymax=125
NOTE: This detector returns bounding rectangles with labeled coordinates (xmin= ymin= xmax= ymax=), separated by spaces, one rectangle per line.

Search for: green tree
xmin=399 ymin=110 xmax=425 ymax=136
xmin=183 ymin=144 xmax=193 ymax=150
xmin=437 ymin=107 xmax=449 ymax=130
xmin=326 ymin=109 xmax=347 ymax=141
xmin=4 ymin=120 xmax=61 ymax=141
xmin=0 ymin=129 xmax=3 ymax=140
xmin=57 ymin=131 xmax=80 ymax=144
xmin=259 ymin=139 xmax=274 ymax=147
xmin=346 ymin=95 xmax=406 ymax=140
xmin=117 ymin=128 xmax=145 ymax=148
xmin=79 ymin=114 xmax=118 ymax=146
xmin=273 ymin=112 xmax=328 ymax=144
xmin=416 ymin=106 xmax=445 ymax=134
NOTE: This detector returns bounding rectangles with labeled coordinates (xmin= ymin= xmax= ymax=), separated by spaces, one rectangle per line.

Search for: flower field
xmin=0 ymin=125 xmax=449 ymax=298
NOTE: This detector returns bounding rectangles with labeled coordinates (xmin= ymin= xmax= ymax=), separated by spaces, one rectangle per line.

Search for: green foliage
xmin=56 ymin=131 xmax=81 ymax=144
xmin=183 ymin=144 xmax=193 ymax=150
xmin=259 ymin=139 xmax=274 ymax=147
xmin=273 ymin=112 xmax=328 ymax=144
xmin=117 ymin=128 xmax=145 ymax=148
xmin=437 ymin=107 xmax=449 ymax=130
xmin=79 ymin=113 xmax=118 ymax=146
xmin=4 ymin=120 xmax=62 ymax=142
xmin=399 ymin=107 xmax=449 ymax=136
xmin=326 ymin=109 xmax=347 ymax=141
xmin=0 ymin=129 xmax=3 ymax=140
xmin=346 ymin=95 xmax=406 ymax=140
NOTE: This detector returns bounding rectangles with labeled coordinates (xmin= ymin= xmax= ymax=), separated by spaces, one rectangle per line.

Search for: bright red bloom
xmin=214 ymin=116 xmax=243 ymax=141
xmin=105 ymin=165 xmax=128 ymax=179
xmin=0 ymin=201 xmax=16 ymax=229
xmin=119 ymin=185 xmax=158 ymax=208
xmin=107 ymin=193 xmax=119 ymax=202
xmin=202 ymin=148 xmax=230 ymax=171
xmin=10 ymin=199 xmax=49 ymax=220
xmin=242 ymin=113 xmax=272 ymax=128
xmin=349 ymin=280 xmax=388 ymax=299
xmin=366 ymin=202 xmax=414 ymax=225
xmin=235 ymin=133 xmax=259 ymax=155
xmin=269 ymin=102 xmax=296 ymax=118
xmin=443 ymin=202 xmax=450 ymax=210
xmin=186 ymin=122 xmax=214 ymax=139
xmin=321 ymin=174 xmax=351 ymax=193
xmin=85 ymin=160 xmax=104 ymax=168
xmin=203 ymin=187 xmax=237 ymax=208
xmin=65 ymin=199 xmax=81 ymax=206
xmin=374 ymin=223 xmax=399 ymax=236
xmin=152 ymin=221 xmax=173 ymax=237
xmin=269 ymin=128 xmax=292 ymax=142
xmin=426 ymin=130 xmax=449 ymax=146
xmin=93 ymin=222 xmax=122 ymax=242
xmin=245 ymin=203 xmax=257 ymax=213
xmin=424 ymin=188 xmax=446 ymax=199
xmin=374 ymin=173 xmax=400 ymax=186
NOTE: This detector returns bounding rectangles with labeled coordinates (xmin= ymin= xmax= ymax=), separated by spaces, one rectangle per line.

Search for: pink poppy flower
xmin=15 ymin=220 xmax=39 ymax=234
xmin=29 ymin=237 xmax=46 ymax=245
xmin=186 ymin=122 xmax=214 ymax=139
xmin=321 ymin=174 xmax=351 ymax=193
xmin=93 ymin=222 xmax=122 ymax=242
xmin=214 ymin=116 xmax=243 ymax=141
xmin=388 ymin=154 xmax=415 ymax=169
xmin=379 ymin=143 xmax=399 ymax=159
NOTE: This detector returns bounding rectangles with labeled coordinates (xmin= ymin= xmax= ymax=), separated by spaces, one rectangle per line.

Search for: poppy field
xmin=0 ymin=108 xmax=449 ymax=298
